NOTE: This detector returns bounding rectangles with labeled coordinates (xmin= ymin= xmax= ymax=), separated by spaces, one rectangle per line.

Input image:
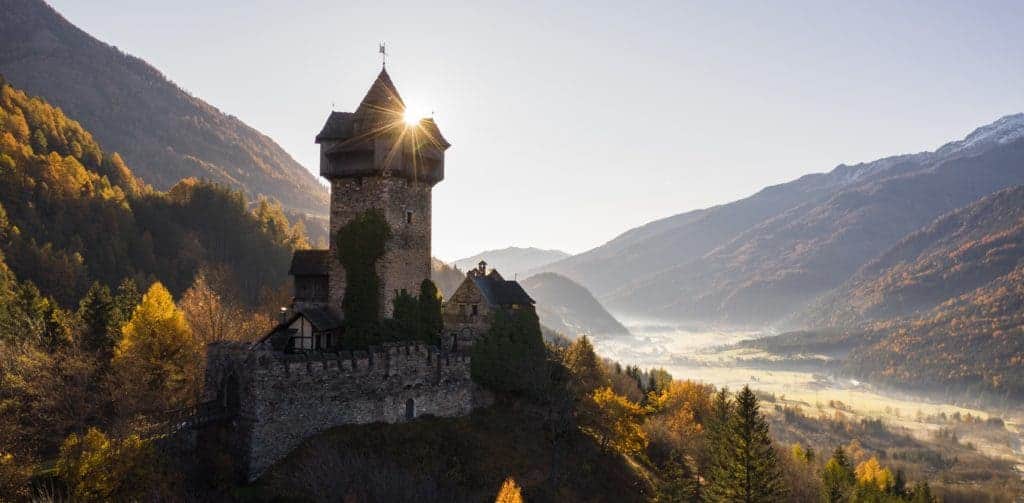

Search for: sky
xmin=48 ymin=0 xmax=1024 ymax=262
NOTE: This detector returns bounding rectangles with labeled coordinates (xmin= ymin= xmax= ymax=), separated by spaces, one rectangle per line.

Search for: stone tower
xmin=315 ymin=69 xmax=450 ymax=317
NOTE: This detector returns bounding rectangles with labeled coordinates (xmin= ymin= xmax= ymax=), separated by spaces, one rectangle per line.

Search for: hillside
xmin=453 ymin=247 xmax=569 ymax=278
xmin=845 ymin=261 xmax=1024 ymax=401
xmin=540 ymin=114 xmax=1024 ymax=326
xmin=0 ymin=76 xmax=302 ymax=306
xmin=0 ymin=0 xmax=328 ymax=216
xmin=252 ymin=399 xmax=648 ymax=502
xmin=521 ymin=273 xmax=629 ymax=339
xmin=798 ymin=185 xmax=1024 ymax=327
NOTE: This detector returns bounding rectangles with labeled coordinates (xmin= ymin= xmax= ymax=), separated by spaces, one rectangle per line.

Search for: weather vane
xmin=379 ymin=42 xmax=387 ymax=68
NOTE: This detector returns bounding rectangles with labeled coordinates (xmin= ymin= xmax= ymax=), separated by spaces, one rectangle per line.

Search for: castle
xmin=203 ymin=68 xmax=534 ymax=481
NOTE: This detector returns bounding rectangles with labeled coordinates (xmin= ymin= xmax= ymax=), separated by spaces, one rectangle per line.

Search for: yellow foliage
xmin=854 ymin=456 xmax=894 ymax=491
xmin=55 ymin=428 xmax=166 ymax=502
xmin=494 ymin=476 xmax=524 ymax=503
xmin=113 ymin=282 xmax=201 ymax=413
xmin=587 ymin=387 xmax=648 ymax=455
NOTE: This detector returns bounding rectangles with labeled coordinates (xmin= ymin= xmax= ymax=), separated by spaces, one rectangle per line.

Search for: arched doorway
xmin=405 ymin=398 xmax=415 ymax=420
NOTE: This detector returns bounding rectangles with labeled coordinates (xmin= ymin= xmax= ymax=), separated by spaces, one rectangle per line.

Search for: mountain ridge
xmin=0 ymin=0 xmax=329 ymax=216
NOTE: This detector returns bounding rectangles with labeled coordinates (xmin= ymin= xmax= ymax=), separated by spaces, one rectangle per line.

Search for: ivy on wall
xmin=335 ymin=210 xmax=391 ymax=326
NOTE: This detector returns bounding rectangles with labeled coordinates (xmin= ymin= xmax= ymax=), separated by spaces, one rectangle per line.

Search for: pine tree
xmin=562 ymin=335 xmax=609 ymax=396
xmin=821 ymin=446 xmax=855 ymax=503
xmin=656 ymin=452 xmax=700 ymax=502
xmin=704 ymin=385 xmax=786 ymax=502
xmin=77 ymin=282 xmax=115 ymax=357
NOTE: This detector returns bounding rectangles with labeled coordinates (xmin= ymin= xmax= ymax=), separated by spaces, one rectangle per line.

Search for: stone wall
xmin=442 ymin=278 xmax=493 ymax=351
xmin=204 ymin=341 xmax=477 ymax=481
xmin=327 ymin=176 xmax=432 ymax=318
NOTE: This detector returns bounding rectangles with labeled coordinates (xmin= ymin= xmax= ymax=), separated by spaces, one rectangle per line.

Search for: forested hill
xmin=0 ymin=76 xmax=305 ymax=307
xmin=798 ymin=185 xmax=1024 ymax=327
xmin=0 ymin=0 xmax=329 ymax=216
xmin=748 ymin=186 xmax=1024 ymax=401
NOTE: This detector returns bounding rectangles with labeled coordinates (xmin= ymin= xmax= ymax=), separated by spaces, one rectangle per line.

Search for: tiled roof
xmin=471 ymin=274 xmax=534 ymax=307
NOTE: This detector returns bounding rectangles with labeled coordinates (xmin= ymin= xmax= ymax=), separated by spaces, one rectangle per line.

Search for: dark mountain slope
xmin=596 ymin=114 xmax=1024 ymax=326
xmin=0 ymin=0 xmax=328 ymax=216
xmin=520 ymin=272 xmax=629 ymax=339
xmin=799 ymin=185 xmax=1024 ymax=327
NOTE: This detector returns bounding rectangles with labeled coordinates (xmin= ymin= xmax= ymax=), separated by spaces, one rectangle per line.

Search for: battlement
xmin=203 ymin=340 xmax=480 ymax=481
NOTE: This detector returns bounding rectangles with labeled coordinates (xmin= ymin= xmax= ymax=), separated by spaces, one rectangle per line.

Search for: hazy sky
xmin=48 ymin=1 xmax=1024 ymax=261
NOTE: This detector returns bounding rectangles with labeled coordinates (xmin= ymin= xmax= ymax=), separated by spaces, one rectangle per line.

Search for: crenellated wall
xmin=204 ymin=341 xmax=479 ymax=481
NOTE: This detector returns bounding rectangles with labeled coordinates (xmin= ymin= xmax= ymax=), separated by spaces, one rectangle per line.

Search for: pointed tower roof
xmin=353 ymin=68 xmax=405 ymax=120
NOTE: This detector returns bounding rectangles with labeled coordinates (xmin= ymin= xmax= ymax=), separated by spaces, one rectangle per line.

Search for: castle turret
xmin=316 ymin=69 xmax=450 ymax=317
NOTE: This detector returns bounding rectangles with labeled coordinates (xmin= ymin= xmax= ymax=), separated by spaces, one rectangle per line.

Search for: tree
xmin=586 ymin=387 xmax=647 ymax=455
xmin=705 ymin=385 xmax=786 ymax=502
xmin=179 ymin=269 xmax=265 ymax=344
xmin=56 ymin=428 xmax=170 ymax=502
xmin=77 ymin=282 xmax=116 ymax=357
xmin=494 ymin=476 xmax=524 ymax=503
xmin=821 ymin=446 xmax=855 ymax=503
xmin=854 ymin=457 xmax=894 ymax=492
xmin=417 ymin=279 xmax=443 ymax=344
xmin=471 ymin=308 xmax=547 ymax=395
xmin=655 ymin=452 xmax=700 ymax=502
xmin=111 ymin=282 xmax=200 ymax=415
xmin=562 ymin=335 xmax=609 ymax=396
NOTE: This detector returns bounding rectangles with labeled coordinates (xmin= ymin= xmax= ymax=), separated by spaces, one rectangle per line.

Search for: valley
xmin=593 ymin=319 xmax=1024 ymax=476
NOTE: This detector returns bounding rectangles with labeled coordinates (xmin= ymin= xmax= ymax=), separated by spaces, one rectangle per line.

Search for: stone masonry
xmin=204 ymin=340 xmax=478 ymax=481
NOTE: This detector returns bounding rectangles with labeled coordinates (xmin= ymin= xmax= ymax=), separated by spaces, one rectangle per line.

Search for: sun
xmin=403 ymin=109 xmax=423 ymax=126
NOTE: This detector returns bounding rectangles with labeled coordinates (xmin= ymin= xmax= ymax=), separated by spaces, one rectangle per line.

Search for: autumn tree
xmin=585 ymin=387 xmax=647 ymax=455
xmin=111 ymin=282 xmax=200 ymax=415
xmin=56 ymin=428 xmax=171 ymax=502
xmin=494 ymin=476 xmax=524 ymax=503
xmin=180 ymin=268 xmax=267 ymax=344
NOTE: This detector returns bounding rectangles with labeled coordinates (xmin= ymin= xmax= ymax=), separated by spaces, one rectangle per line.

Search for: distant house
xmin=443 ymin=260 xmax=535 ymax=350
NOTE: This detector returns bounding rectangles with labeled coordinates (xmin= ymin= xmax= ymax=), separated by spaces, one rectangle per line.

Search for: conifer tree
xmin=656 ymin=452 xmax=700 ymax=502
xmin=704 ymin=385 xmax=785 ymax=502
xmin=562 ymin=335 xmax=609 ymax=396
xmin=77 ymin=282 xmax=115 ymax=357
xmin=821 ymin=446 xmax=855 ymax=503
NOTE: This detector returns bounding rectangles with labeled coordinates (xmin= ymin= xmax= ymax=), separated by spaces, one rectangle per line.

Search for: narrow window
xmin=405 ymin=399 xmax=415 ymax=420
xmin=471 ymin=304 xmax=479 ymax=316
xmin=405 ymin=210 xmax=413 ymax=224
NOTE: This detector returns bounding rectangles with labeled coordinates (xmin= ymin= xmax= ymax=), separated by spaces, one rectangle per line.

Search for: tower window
xmin=405 ymin=210 xmax=413 ymax=224
xmin=471 ymin=304 xmax=479 ymax=316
